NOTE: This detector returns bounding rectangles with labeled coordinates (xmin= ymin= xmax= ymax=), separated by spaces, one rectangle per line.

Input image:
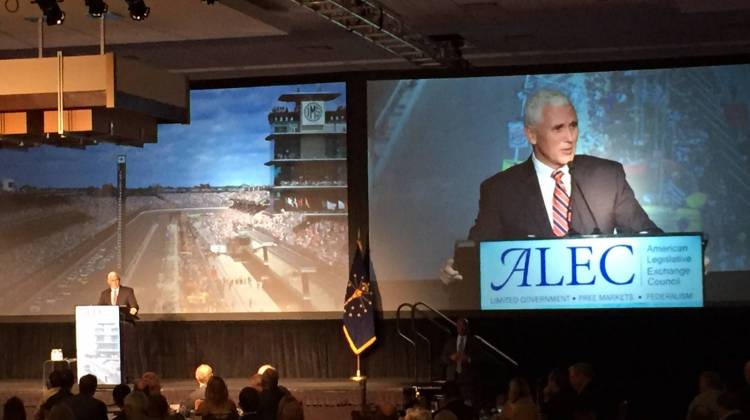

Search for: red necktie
xmin=551 ymin=170 xmax=571 ymax=237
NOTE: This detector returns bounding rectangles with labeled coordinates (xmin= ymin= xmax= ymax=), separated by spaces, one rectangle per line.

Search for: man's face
xmin=107 ymin=272 xmax=120 ymax=289
xmin=525 ymin=104 xmax=578 ymax=169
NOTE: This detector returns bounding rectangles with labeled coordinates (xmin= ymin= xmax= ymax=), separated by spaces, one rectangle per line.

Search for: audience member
xmin=259 ymin=367 xmax=289 ymax=420
xmin=112 ymin=384 xmax=132 ymax=420
xmin=686 ymin=370 xmax=724 ymax=420
xmin=182 ymin=364 xmax=213 ymax=414
xmin=498 ymin=377 xmax=538 ymax=420
xmin=716 ymin=391 xmax=748 ymax=420
xmin=432 ymin=381 xmax=474 ymax=420
xmin=276 ymin=395 xmax=303 ymax=420
xmin=249 ymin=374 xmax=263 ymax=392
xmin=568 ymin=363 xmax=599 ymax=420
xmin=741 ymin=361 xmax=750 ymax=416
xmin=36 ymin=368 xmax=75 ymax=420
xmin=70 ymin=374 xmax=107 ymax=420
xmin=48 ymin=404 xmax=74 ymax=420
xmin=238 ymin=387 xmax=262 ymax=420
xmin=4 ymin=396 xmax=27 ymax=420
xmin=145 ymin=394 xmax=180 ymax=420
xmin=124 ymin=384 xmax=149 ymax=420
xmin=540 ymin=368 xmax=575 ymax=420
xmin=403 ymin=406 xmax=432 ymax=420
xmin=195 ymin=376 xmax=238 ymax=420
xmin=141 ymin=372 xmax=163 ymax=396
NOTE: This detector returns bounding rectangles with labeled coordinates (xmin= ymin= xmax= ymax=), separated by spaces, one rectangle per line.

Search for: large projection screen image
xmin=0 ymin=83 xmax=348 ymax=316
xmin=368 ymin=65 xmax=750 ymax=310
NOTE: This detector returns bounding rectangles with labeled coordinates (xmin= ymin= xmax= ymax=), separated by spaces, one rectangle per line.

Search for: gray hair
xmin=523 ymin=89 xmax=573 ymax=127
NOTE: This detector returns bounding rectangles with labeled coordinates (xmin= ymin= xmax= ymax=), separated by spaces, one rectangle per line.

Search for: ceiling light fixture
xmin=34 ymin=0 xmax=65 ymax=26
xmin=125 ymin=0 xmax=150 ymax=21
xmin=86 ymin=0 xmax=109 ymax=18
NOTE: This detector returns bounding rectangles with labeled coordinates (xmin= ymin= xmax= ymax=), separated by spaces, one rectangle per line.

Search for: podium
xmin=75 ymin=305 xmax=137 ymax=385
xmin=456 ymin=233 xmax=705 ymax=310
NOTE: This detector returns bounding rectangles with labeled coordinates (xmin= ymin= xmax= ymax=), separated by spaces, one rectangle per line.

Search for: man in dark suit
xmin=442 ymin=89 xmax=661 ymax=303
xmin=468 ymin=89 xmax=660 ymax=241
xmin=98 ymin=271 xmax=140 ymax=383
xmin=440 ymin=318 xmax=480 ymax=406
xmin=97 ymin=271 xmax=139 ymax=316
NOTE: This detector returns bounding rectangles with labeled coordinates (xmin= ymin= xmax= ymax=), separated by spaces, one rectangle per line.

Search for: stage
xmin=1 ymin=377 xmax=407 ymax=420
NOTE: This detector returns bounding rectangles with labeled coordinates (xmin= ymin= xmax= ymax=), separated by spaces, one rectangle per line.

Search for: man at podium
xmin=468 ymin=89 xmax=662 ymax=241
xmin=97 ymin=271 xmax=139 ymax=316
xmin=97 ymin=271 xmax=140 ymax=383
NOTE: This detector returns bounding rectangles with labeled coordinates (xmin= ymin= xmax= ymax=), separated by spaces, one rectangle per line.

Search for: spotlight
xmin=125 ymin=0 xmax=150 ymax=21
xmin=86 ymin=0 xmax=109 ymax=18
xmin=35 ymin=0 xmax=65 ymax=26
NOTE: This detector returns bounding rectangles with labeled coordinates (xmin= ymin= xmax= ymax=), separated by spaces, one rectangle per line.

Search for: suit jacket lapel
xmin=570 ymin=160 xmax=595 ymax=235
xmin=519 ymin=157 xmax=553 ymax=237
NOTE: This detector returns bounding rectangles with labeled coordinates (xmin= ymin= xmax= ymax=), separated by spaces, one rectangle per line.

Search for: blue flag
xmin=343 ymin=242 xmax=376 ymax=355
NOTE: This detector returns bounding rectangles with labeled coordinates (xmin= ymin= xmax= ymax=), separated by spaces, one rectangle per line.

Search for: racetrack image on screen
xmin=368 ymin=64 xmax=750 ymax=310
xmin=0 ymin=83 xmax=348 ymax=316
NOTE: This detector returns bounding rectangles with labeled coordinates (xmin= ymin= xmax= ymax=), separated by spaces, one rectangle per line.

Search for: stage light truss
xmin=289 ymin=0 xmax=469 ymax=69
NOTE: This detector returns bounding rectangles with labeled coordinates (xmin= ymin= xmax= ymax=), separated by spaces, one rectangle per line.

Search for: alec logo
xmin=490 ymin=245 xmax=635 ymax=291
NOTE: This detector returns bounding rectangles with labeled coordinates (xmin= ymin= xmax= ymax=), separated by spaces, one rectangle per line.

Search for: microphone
xmin=569 ymin=159 xmax=601 ymax=235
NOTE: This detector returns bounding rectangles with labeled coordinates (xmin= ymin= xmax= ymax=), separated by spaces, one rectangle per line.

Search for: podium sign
xmin=480 ymin=234 xmax=703 ymax=310
xmin=75 ymin=305 xmax=121 ymax=385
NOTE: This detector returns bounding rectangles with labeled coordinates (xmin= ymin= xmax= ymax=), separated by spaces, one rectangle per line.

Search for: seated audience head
xmin=238 ymin=387 xmax=260 ymax=413
xmin=124 ymin=387 xmax=148 ymax=420
xmin=47 ymin=370 xmax=63 ymax=389
xmin=404 ymin=406 xmax=432 ymax=420
xmin=146 ymin=394 xmax=170 ymax=420
xmin=113 ymin=384 xmax=131 ymax=408
xmin=78 ymin=374 xmax=98 ymax=396
xmin=277 ymin=395 xmax=304 ymax=420
xmin=248 ymin=374 xmax=263 ymax=392
xmin=205 ymin=376 xmax=230 ymax=405
xmin=548 ymin=367 xmax=571 ymax=389
xmin=699 ymin=370 xmax=723 ymax=392
xmin=744 ymin=360 xmax=750 ymax=385
xmin=568 ymin=362 xmax=594 ymax=393
xmin=141 ymin=372 xmax=162 ymax=395
xmin=260 ymin=367 xmax=280 ymax=391
xmin=257 ymin=364 xmax=274 ymax=375
xmin=3 ymin=396 xmax=26 ymax=420
xmin=196 ymin=364 xmax=214 ymax=386
xmin=508 ymin=377 xmax=532 ymax=403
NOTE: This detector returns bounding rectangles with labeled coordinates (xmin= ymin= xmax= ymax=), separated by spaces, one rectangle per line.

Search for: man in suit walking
xmin=441 ymin=318 xmax=480 ymax=406
xmin=98 ymin=271 xmax=140 ymax=382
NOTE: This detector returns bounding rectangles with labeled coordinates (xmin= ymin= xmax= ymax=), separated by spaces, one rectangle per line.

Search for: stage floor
xmin=1 ymin=377 xmax=409 ymax=420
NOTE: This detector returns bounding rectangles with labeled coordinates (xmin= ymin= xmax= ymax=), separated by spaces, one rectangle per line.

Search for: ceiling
xmin=1 ymin=0 xmax=750 ymax=82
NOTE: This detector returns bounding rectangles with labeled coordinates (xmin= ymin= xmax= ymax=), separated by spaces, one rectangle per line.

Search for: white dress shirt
xmin=531 ymin=152 xmax=572 ymax=230
xmin=110 ymin=288 xmax=120 ymax=305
